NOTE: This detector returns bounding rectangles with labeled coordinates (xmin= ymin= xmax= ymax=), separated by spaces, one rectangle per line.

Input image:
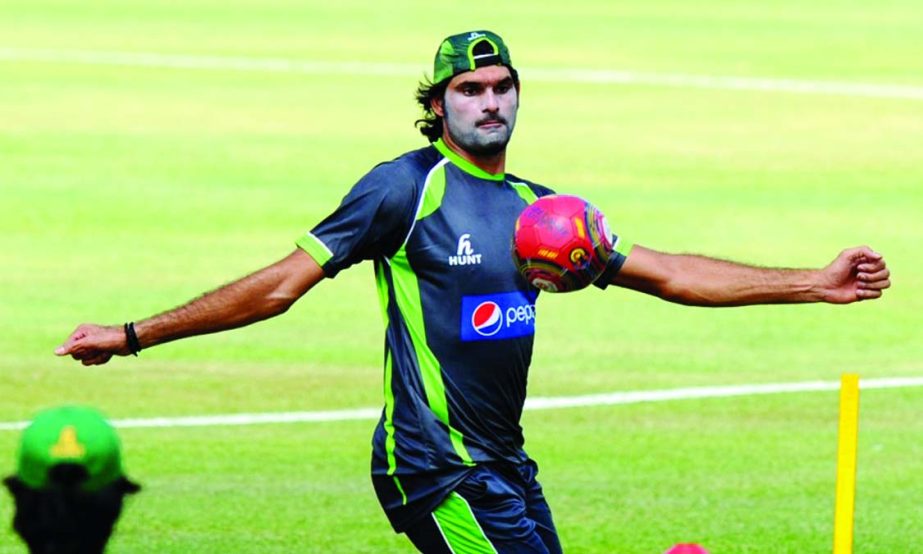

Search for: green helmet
xmin=15 ymin=406 xmax=126 ymax=492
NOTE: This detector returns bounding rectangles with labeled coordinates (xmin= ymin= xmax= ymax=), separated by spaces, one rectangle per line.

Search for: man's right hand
xmin=55 ymin=324 xmax=130 ymax=366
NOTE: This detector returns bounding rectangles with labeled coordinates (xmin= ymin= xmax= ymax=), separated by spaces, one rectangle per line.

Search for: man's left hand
xmin=818 ymin=246 xmax=890 ymax=304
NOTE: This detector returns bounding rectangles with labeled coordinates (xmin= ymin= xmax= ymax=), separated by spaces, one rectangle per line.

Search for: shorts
xmin=403 ymin=460 xmax=563 ymax=554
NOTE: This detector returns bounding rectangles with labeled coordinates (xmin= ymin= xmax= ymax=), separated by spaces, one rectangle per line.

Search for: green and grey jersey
xmin=296 ymin=139 xmax=628 ymax=531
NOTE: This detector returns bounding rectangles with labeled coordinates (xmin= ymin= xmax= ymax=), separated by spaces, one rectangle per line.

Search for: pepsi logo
xmin=460 ymin=292 xmax=537 ymax=342
xmin=471 ymin=301 xmax=503 ymax=336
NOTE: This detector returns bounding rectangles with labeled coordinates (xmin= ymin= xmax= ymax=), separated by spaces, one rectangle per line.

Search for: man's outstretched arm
xmin=610 ymin=245 xmax=890 ymax=306
xmin=55 ymin=249 xmax=324 ymax=366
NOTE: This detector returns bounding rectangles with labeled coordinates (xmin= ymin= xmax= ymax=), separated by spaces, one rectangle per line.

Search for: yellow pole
xmin=833 ymin=374 xmax=860 ymax=554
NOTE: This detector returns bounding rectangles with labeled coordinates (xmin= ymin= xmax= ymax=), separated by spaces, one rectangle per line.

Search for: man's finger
xmin=55 ymin=328 xmax=90 ymax=356
xmin=856 ymin=289 xmax=883 ymax=300
xmin=843 ymin=246 xmax=881 ymax=263
xmin=68 ymin=342 xmax=104 ymax=361
xmin=55 ymin=336 xmax=81 ymax=356
xmin=81 ymin=353 xmax=112 ymax=366
xmin=858 ymin=269 xmax=890 ymax=282
xmin=81 ymin=352 xmax=107 ymax=365
xmin=63 ymin=341 xmax=94 ymax=359
xmin=858 ymin=279 xmax=891 ymax=291
xmin=857 ymin=260 xmax=886 ymax=273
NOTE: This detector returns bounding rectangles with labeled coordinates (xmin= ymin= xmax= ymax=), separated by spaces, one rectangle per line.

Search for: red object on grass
xmin=664 ymin=544 xmax=710 ymax=554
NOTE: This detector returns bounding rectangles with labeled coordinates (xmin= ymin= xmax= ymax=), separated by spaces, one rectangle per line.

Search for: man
xmin=3 ymin=406 xmax=141 ymax=553
xmin=56 ymin=30 xmax=890 ymax=553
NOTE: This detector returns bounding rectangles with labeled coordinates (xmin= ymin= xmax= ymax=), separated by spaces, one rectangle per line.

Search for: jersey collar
xmin=433 ymin=139 xmax=505 ymax=182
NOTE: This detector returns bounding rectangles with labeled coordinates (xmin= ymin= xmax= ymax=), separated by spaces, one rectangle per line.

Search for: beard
xmin=444 ymin=107 xmax=516 ymax=156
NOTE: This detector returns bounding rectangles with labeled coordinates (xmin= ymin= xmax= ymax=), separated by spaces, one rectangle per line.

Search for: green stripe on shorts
xmin=432 ymin=492 xmax=497 ymax=553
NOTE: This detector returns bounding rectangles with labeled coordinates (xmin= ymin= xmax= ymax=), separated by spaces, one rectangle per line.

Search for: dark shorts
xmin=403 ymin=461 xmax=563 ymax=554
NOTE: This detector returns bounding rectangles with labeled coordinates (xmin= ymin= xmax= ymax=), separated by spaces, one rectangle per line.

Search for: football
xmin=512 ymin=194 xmax=614 ymax=293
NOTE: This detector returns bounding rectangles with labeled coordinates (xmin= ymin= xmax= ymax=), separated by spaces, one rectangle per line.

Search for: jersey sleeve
xmin=506 ymin=173 xmax=555 ymax=200
xmin=593 ymin=234 xmax=634 ymax=290
xmin=531 ymin=183 xmax=556 ymax=198
xmin=296 ymin=162 xmax=418 ymax=278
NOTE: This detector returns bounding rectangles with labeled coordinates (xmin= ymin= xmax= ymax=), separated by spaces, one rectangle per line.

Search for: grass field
xmin=2 ymin=1 xmax=922 ymax=552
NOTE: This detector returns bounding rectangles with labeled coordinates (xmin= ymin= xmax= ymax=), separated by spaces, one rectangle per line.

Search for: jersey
xmin=296 ymin=139 xmax=629 ymax=532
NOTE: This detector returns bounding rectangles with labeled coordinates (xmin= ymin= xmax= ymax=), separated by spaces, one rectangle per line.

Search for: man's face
xmin=435 ymin=65 xmax=519 ymax=156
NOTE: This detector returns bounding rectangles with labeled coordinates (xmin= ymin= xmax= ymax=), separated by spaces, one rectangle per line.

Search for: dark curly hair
xmin=415 ymin=67 xmax=520 ymax=143
xmin=414 ymin=78 xmax=450 ymax=143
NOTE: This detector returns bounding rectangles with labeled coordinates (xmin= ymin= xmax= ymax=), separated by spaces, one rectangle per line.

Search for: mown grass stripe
xmin=2 ymin=48 xmax=922 ymax=100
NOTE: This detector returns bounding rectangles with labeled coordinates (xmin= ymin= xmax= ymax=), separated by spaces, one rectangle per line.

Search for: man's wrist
xmin=124 ymin=322 xmax=141 ymax=356
xmin=803 ymin=269 xmax=829 ymax=303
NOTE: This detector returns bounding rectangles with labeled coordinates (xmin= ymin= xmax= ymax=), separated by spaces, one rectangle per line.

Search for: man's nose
xmin=482 ymin=90 xmax=500 ymax=112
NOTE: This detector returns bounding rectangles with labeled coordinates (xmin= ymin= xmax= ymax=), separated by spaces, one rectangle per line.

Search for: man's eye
xmin=496 ymin=84 xmax=512 ymax=94
xmin=462 ymin=87 xmax=479 ymax=95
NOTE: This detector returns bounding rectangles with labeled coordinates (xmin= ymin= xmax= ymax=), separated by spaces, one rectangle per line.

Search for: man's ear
xmin=432 ymin=96 xmax=445 ymax=118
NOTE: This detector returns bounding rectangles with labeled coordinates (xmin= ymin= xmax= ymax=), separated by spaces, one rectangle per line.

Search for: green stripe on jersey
xmin=376 ymin=261 xmax=406 ymax=503
xmin=295 ymin=232 xmax=333 ymax=267
xmin=433 ymin=492 xmax=497 ymax=553
xmin=374 ymin=262 xmax=391 ymax=329
xmin=382 ymin=349 xmax=399 ymax=471
xmin=387 ymin=249 xmax=474 ymax=466
xmin=509 ymin=181 xmax=538 ymax=204
xmin=434 ymin=139 xmax=504 ymax=182
xmin=418 ymin=161 xmax=448 ymax=220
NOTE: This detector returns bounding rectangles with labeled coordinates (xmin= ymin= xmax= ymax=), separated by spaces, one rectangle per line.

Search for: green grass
xmin=1 ymin=1 xmax=922 ymax=552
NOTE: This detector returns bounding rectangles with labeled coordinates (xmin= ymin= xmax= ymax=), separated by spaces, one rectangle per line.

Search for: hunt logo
xmin=448 ymin=233 xmax=482 ymax=266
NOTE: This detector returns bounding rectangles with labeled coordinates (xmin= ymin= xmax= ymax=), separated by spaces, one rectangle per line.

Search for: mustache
xmin=476 ymin=115 xmax=508 ymax=126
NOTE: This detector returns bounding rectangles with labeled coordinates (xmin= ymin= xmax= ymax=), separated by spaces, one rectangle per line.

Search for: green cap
xmin=433 ymin=30 xmax=514 ymax=84
xmin=15 ymin=406 xmax=125 ymax=492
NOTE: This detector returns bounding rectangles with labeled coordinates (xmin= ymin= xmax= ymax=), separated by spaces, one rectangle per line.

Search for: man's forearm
xmin=610 ymin=245 xmax=886 ymax=307
xmin=135 ymin=249 xmax=324 ymax=349
xmin=55 ymin=250 xmax=326 ymax=365
xmin=650 ymin=254 xmax=823 ymax=307
xmin=137 ymin=271 xmax=289 ymax=348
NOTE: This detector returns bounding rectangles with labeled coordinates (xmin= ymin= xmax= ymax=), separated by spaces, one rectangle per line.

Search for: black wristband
xmin=124 ymin=322 xmax=141 ymax=356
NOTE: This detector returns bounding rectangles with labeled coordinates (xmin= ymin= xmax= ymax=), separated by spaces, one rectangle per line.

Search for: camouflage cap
xmin=433 ymin=30 xmax=514 ymax=84
xmin=15 ymin=406 xmax=125 ymax=492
